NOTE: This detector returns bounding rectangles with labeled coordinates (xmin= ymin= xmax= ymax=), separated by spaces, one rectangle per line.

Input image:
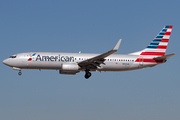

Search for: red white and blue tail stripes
xmin=128 ymin=25 xmax=173 ymax=63
xmin=140 ymin=25 xmax=172 ymax=56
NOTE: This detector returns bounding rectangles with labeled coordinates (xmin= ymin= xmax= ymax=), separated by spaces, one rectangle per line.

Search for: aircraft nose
xmin=2 ymin=59 xmax=9 ymax=65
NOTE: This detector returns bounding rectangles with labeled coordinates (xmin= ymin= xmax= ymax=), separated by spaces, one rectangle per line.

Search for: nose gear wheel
xmin=18 ymin=70 xmax=22 ymax=76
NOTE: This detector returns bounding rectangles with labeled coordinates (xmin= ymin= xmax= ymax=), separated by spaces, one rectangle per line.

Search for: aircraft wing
xmin=153 ymin=53 xmax=176 ymax=60
xmin=78 ymin=39 xmax=122 ymax=69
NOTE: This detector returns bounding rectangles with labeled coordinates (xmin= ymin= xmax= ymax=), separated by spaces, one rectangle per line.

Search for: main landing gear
xmin=85 ymin=69 xmax=91 ymax=79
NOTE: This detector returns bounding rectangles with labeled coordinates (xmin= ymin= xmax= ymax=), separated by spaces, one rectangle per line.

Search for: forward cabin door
xmin=139 ymin=57 xmax=143 ymax=67
xmin=27 ymin=53 xmax=32 ymax=68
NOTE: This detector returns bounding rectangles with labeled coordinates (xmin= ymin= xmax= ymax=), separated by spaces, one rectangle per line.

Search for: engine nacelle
xmin=59 ymin=63 xmax=80 ymax=75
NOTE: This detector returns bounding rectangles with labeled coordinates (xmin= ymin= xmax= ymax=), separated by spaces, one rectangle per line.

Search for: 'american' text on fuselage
xmin=35 ymin=55 xmax=74 ymax=62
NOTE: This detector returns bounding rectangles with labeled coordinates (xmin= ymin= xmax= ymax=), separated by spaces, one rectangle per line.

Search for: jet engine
xmin=59 ymin=63 xmax=80 ymax=75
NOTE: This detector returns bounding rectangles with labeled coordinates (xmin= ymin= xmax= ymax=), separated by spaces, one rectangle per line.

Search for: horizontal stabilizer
xmin=153 ymin=53 xmax=176 ymax=60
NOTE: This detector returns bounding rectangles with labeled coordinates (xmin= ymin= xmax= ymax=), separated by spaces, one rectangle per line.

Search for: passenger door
xmin=139 ymin=57 xmax=143 ymax=67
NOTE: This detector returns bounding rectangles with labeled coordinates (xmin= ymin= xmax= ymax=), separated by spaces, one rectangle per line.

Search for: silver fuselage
xmin=3 ymin=52 xmax=158 ymax=72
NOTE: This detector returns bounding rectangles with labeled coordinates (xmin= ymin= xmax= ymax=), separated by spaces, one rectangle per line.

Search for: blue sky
xmin=0 ymin=0 xmax=179 ymax=120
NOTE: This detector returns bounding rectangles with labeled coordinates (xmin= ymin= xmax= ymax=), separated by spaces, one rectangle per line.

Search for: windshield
xmin=9 ymin=56 xmax=16 ymax=58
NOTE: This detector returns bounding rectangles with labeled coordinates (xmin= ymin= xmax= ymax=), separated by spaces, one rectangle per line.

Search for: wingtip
xmin=113 ymin=39 xmax=122 ymax=51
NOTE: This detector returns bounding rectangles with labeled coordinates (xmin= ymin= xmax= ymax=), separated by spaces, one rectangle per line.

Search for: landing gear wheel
xmin=85 ymin=71 xmax=91 ymax=79
xmin=18 ymin=71 xmax=22 ymax=76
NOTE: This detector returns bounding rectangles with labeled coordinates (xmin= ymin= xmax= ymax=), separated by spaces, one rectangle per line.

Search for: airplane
xmin=3 ymin=25 xmax=176 ymax=79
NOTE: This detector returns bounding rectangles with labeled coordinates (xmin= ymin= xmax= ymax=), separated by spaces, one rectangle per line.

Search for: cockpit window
xmin=9 ymin=56 xmax=16 ymax=58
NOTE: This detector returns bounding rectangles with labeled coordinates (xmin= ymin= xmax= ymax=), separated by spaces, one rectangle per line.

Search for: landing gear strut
xmin=13 ymin=67 xmax=22 ymax=76
xmin=85 ymin=69 xmax=91 ymax=79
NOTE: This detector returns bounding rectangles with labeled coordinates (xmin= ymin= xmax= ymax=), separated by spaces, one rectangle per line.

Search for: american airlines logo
xmin=28 ymin=53 xmax=36 ymax=61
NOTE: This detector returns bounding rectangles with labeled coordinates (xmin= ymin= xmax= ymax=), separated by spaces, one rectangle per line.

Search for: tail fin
xmin=129 ymin=25 xmax=173 ymax=56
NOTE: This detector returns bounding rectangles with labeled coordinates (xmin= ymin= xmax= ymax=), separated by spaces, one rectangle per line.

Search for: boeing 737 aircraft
xmin=3 ymin=25 xmax=175 ymax=79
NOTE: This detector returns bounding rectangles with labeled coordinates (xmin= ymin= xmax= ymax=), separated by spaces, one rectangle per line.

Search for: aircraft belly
xmin=101 ymin=62 xmax=132 ymax=71
xmin=26 ymin=61 xmax=61 ymax=69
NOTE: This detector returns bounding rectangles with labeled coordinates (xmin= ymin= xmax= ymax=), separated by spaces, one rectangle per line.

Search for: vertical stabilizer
xmin=129 ymin=25 xmax=173 ymax=56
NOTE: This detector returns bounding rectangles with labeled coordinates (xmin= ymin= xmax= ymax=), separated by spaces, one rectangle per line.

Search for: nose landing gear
xmin=85 ymin=69 xmax=91 ymax=79
xmin=13 ymin=67 xmax=22 ymax=76
xmin=18 ymin=71 xmax=22 ymax=76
